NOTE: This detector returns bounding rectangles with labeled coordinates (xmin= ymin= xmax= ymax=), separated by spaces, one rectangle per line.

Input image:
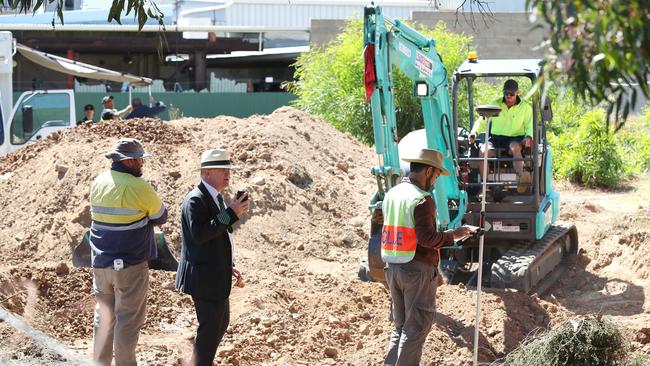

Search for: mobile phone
xmin=236 ymin=190 xmax=249 ymax=201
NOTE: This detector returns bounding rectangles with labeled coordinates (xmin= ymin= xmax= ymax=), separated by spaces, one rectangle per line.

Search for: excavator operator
xmin=468 ymin=79 xmax=533 ymax=191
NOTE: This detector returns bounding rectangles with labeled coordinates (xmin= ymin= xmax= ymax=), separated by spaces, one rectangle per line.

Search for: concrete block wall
xmin=310 ymin=12 xmax=547 ymax=59
xmin=310 ymin=19 xmax=347 ymax=48
xmin=412 ymin=11 xmax=546 ymax=59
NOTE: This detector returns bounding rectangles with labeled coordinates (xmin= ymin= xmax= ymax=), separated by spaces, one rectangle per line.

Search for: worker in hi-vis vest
xmin=381 ymin=148 xmax=475 ymax=366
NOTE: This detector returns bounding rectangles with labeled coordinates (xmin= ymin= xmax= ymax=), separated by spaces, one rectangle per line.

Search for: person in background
xmin=468 ymin=79 xmax=533 ymax=192
xmin=77 ymin=104 xmax=95 ymax=125
xmin=125 ymin=96 xmax=167 ymax=119
xmin=101 ymin=95 xmax=133 ymax=121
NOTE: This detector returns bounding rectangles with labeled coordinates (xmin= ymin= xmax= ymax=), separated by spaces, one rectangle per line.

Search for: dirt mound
xmin=590 ymin=214 xmax=650 ymax=280
xmin=550 ymin=179 xmax=650 ymax=357
xmin=211 ymin=283 xmax=564 ymax=366
xmin=0 ymin=107 xmax=375 ymax=266
xmin=77 ymin=118 xmax=190 ymax=145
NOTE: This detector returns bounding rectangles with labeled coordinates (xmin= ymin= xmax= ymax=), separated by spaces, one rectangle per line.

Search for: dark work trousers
xmin=384 ymin=260 xmax=438 ymax=366
xmin=190 ymin=296 xmax=230 ymax=366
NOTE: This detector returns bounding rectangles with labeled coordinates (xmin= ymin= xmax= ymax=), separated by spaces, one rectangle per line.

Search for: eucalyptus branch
xmin=455 ymin=0 xmax=495 ymax=31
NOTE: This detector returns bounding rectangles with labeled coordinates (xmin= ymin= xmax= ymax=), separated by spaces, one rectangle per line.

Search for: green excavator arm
xmin=364 ymin=4 xmax=467 ymax=230
xmin=360 ymin=4 xmax=467 ymax=283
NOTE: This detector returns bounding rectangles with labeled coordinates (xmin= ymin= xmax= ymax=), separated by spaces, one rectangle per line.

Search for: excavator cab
xmin=441 ymin=58 xmax=578 ymax=292
xmin=452 ymin=60 xmax=551 ymax=239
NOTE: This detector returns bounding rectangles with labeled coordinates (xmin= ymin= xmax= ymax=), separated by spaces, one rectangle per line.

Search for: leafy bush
xmin=545 ymin=85 xmax=591 ymax=135
xmin=630 ymin=107 xmax=650 ymax=173
xmin=288 ymin=20 xmax=472 ymax=144
xmin=615 ymin=122 xmax=650 ymax=177
xmin=499 ymin=316 xmax=629 ymax=366
xmin=627 ymin=354 xmax=650 ymax=366
xmin=550 ymin=109 xmax=625 ymax=187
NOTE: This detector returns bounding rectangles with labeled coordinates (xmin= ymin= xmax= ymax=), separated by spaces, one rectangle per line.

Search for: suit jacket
xmin=175 ymin=182 xmax=239 ymax=302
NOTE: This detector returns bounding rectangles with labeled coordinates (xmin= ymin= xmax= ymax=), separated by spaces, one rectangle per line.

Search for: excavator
xmin=359 ymin=4 xmax=578 ymax=293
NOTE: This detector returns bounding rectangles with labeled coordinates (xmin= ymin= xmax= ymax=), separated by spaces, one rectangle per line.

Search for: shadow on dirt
xmin=543 ymin=251 xmax=645 ymax=316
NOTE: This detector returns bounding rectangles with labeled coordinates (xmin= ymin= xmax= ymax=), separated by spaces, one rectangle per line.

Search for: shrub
xmin=499 ymin=316 xmax=630 ymax=366
xmin=627 ymin=354 xmax=650 ymax=366
xmin=615 ymin=126 xmax=650 ymax=177
xmin=550 ymin=109 xmax=625 ymax=187
xmin=545 ymin=85 xmax=591 ymax=135
xmin=289 ymin=19 xmax=472 ymax=144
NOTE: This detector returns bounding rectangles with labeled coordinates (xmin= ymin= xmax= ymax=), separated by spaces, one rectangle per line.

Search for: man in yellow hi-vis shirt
xmin=469 ymin=79 xmax=533 ymax=191
xmin=90 ymin=138 xmax=168 ymax=366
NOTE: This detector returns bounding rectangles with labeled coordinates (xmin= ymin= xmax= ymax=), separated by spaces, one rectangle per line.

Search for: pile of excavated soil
xmin=0 ymin=108 xmax=648 ymax=364
xmin=0 ymin=108 xmax=375 ymax=265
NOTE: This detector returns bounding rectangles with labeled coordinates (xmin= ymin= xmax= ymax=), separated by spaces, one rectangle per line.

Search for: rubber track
xmin=490 ymin=223 xmax=577 ymax=293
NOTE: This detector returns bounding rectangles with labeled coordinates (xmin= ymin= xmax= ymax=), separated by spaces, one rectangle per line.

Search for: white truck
xmin=0 ymin=31 xmax=152 ymax=156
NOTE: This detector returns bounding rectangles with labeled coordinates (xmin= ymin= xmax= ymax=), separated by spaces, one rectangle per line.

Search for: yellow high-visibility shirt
xmin=470 ymin=98 xmax=533 ymax=137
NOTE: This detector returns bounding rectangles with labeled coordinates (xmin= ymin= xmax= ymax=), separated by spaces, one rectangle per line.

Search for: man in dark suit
xmin=175 ymin=149 xmax=250 ymax=366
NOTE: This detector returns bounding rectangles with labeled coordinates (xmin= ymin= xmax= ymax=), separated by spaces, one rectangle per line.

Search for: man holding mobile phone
xmin=175 ymin=148 xmax=250 ymax=366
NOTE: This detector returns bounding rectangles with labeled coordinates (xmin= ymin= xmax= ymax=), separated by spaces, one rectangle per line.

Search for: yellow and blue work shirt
xmin=470 ymin=98 xmax=533 ymax=137
xmin=89 ymin=163 xmax=167 ymax=268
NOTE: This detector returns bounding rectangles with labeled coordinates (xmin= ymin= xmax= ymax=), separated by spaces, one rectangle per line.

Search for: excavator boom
xmin=363 ymin=5 xmax=467 ymax=229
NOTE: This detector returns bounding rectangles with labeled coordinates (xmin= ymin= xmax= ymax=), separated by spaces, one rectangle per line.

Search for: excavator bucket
xmin=72 ymin=229 xmax=178 ymax=271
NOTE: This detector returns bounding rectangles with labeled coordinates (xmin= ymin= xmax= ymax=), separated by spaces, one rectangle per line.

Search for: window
xmin=11 ymin=93 xmax=70 ymax=145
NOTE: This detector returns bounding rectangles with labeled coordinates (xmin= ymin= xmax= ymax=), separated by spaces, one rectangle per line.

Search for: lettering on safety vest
xmin=381 ymin=225 xmax=417 ymax=263
xmin=381 ymin=226 xmax=415 ymax=249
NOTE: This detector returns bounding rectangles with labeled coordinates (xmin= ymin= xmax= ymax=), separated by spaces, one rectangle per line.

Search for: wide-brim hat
xmin=196 ymin=149 xmax=238 ymax=170
xmin=401 ymin=148 xmax=450 ymax=176
xmin=105 ymin=138 xmax=151 ymax=161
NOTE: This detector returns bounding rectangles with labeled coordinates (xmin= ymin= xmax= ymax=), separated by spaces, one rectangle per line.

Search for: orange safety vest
xmin=381 ymin=182 xmax=430 ymax=264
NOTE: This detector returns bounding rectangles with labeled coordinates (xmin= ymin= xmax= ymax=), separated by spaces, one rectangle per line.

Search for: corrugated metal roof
xmin=0 ymin=6 xmax=177 ymax=26
xmin=1 ymin=1 xmax=442 ymax=29
xmin=177 ymin=0 xmax=441 ymax=27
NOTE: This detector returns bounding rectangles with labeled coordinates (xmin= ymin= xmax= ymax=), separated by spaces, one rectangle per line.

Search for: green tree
xmin=528 ymin=0 xmax=650 ymax=130
xmin=288 ymin=20 xmax=472 ymax=144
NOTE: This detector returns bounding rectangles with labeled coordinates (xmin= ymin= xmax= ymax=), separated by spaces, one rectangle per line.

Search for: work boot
xmin=517 ymin=171 xmax=531 ymax=193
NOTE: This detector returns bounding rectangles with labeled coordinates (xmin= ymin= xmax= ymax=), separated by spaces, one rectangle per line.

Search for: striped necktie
xmin=215 ymin=193 xmax=231 ymax=228
xmin=216 ymin=193 xmax=227 ymax=211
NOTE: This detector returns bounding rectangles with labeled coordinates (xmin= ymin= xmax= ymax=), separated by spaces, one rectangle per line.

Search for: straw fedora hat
xmin=401 ymin=148 xmax=450 ymax=176
xmin=197 ymin=149 xmax=238 ymax=170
